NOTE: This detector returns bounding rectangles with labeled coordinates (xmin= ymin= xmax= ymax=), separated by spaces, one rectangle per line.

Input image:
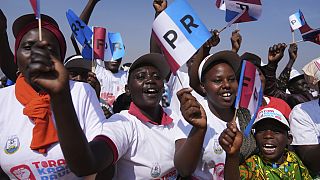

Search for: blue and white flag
xmin=107 ymin=32 xmax=125 ymax=61
xmin=66 ymin=9 xmax=93 ymax=48
xmin=289 ymin=10 xmax=306 ymax=31
xmin=152 ymin=0 xmax=211 ymax=74
xmin=225 ymin=0 xmax=262 ymax=23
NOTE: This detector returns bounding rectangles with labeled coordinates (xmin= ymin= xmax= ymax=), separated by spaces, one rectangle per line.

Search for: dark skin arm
xmin=26 ymin=41 xmax=113 ymax=176
xmin=264 ymin=43 xmax=287 ymax=97
xmin=0 ymin=166 xmax=9 ymax=179
xmin=0 ymin=9 xmax=17 ymax=82
xmin=277 ymin=43 xmax=298 ymax=91
xmin=219 ymin=121 xmax=243 ymax=180
xmin=231 ymin=30 xmax=242 ymax=53
xmin=174 ymin=88 xmax=207 ymax=177
xmin=150 ymin=0 xmax=167 ymax=53
xmin=71 ymin=0 xmax=101 ymax=55
xmin=294 ymin=145 xmax=320 ymax=174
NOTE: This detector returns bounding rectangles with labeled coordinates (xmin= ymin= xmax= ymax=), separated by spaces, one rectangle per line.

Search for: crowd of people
xmin=0 ymin=0 xmax=319 ymax=179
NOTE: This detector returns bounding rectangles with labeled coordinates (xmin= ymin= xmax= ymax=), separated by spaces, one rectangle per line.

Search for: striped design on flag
xmin=225 ymin=0 xmax=262 ymax=23
xmin=152 ymin=0 xmax=211 ymax=73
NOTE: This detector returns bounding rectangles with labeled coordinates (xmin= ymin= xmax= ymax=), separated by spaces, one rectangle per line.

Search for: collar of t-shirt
xmin=128 ymin=102 xmax=173 ymax=125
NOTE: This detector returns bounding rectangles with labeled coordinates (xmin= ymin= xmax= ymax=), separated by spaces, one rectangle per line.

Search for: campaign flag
xmin=29 ymin=0 xmax=40 ymax=19
xmin=225 ymin=0 xmax=262 ymax=23
xmin=289 ymin=10 xmax=306 ymax=31
xmin=216 ymin=0 xmax=226 ymax=10
xmin=234 ymin=60 xmax=263 ymax=137
xmin=108 ymin=32 xmax=125 ymax=61
xmin=301 ymin=28 xmax=320 ymax=45
xmin=152 ymin=0 xmax=211 ymax=74
xmin=66 ymin=9 xmax=93 ymax=48
xmin=93 ymin=27 xmax=106 ymax=60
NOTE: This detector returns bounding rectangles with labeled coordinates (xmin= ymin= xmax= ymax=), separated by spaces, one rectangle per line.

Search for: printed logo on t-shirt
xmin=4 ymin=135 xmax=20 ymax=154
xmin=213 ymin=139 xmax=223 ymax=154
xmin=213 ymin=163 xmax=225 ymax=180
xmin=160 ymin=168 xmax=177 ymax=180
xmin=150 ymin=162 xmax=161 ymax=178
xmin=100 ymin=92 xmax=116 ymax=106
xmin=10 ymin=164 xmax=36 ymax=180
xmin=10 ymin=159 xmax=72 ymax=179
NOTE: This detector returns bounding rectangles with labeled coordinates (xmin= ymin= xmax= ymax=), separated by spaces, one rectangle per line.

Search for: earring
xmin=16 ymin=70 xmax=21 ymax=76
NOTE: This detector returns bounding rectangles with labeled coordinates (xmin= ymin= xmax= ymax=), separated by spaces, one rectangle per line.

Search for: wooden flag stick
xmin=38 ymin=18 xmax=42 ymax=41
xmin=219 ymin=10 xmax=246 ymax=33
xmin=292 ymin=31 xmax=295 ymax=43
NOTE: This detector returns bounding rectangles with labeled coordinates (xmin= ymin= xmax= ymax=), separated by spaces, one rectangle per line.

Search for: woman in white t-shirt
xmin=0 ymin=13 xmax=105 ymax=179
xmin=39 ymin=53 xmax=184 ymax=179
xmin=174 ymin=51 xmax=257 ymax=179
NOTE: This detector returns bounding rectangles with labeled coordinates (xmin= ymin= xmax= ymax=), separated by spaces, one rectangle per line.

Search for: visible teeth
xmin=222 ymin=93 xmax=231 ymax=97
xmin=264 ymin=144 xmax=273 ymax=147
xmin=146 ymin=89 xmax=157 ymax=93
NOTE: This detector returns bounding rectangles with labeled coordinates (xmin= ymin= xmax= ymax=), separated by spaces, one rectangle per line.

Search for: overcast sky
xmin=2 ymin=0 xmax=320 ymax=74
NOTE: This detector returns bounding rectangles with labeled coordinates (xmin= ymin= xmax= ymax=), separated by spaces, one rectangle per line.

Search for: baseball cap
xmin=253 ymin=97 xmax=292 ymax=130
xmin=198 ymin=50 xmax=241 ymax=82
xmin=289 ymin=69 xmax=304 ymax=84
xmin=128 ymin=53 xmax=170 ymax=79
xmin=64 ymin=55 xmax=91 ymax=71
xmin=302 ymin=57 xmax=320 ymax=85
xmin=13 ymin=14 xmax=59 ymax=38
xmin=240 ymin=52 xmax=262 ymax=67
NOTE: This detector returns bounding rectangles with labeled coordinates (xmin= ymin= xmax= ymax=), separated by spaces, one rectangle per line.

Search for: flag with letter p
xmin=289 ymin=10 xmax=306 ymax=31
xmin=152 ymin=0 xmax=211 ymax=74
xmin=234 ymin=60 xmax=263 ymax=136
xmin=225 ymin=0 xmax=262 ymax=24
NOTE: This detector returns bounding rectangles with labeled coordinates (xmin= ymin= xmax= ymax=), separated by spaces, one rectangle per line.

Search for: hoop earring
xmin=16 ymin=70 xmax=21 ymax=76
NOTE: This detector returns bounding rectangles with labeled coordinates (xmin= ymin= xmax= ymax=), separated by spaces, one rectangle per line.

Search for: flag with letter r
xmin=152 ymin=0 xmax=211 ymax=74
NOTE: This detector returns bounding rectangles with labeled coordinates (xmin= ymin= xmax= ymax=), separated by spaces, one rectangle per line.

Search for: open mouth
xmin=143 ymin=88 xmax=159 ymax=95
xmin=220 ymin=92 xmax=233 ymax=101
xmin=262 ymin=144 xmax=277 ymax=154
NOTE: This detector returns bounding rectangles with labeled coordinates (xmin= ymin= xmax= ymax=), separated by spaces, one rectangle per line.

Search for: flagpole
xmin=292 ymin=31 xmax=295 ymax=43
xmin=288 ymin=39 xmax=304 ymax=45
xmin=38 ymin=18 xmax=42 ymax=41
xmin=176 ymin=73 xmax=184 ymax=88
xmin=219 ymin=10 xmax=246 ymax=33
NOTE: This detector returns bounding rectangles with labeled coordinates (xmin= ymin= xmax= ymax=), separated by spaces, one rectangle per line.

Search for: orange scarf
xmin=15 ymin=74 xmax=58 ymax=154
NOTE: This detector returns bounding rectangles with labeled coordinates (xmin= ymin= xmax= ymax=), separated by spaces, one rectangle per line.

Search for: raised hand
xmin=288 ymin=43 xmax=298 ymax=61
xmin=153 ymin=0 xmax=167 ymax=14
xmin=231 ymin=30 xmax=242 ymax=53
xmin=204 ymin=29 xmax=220 ymax=48
xmin=26 ymin=41 xmax=69 ymax=95
xmin=219 ymin=121 xmax=243 ymax=155
xmin=0 ymin=9 xmax=7 ymax=34
xmin=268 ymin=43 xmax=287 ymax=63
xmin=177 ymin=88 xmax=207 ymax=129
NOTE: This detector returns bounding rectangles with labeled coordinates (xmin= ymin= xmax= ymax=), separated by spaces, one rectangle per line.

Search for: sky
xmin=1 ymin=0 xmax=320 ymax=74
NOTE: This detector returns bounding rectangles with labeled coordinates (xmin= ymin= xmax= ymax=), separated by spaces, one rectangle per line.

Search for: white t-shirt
xmin=0 ymin=81 xmax=105 ymax=180
xmin=175 ymin=99 xmax=240 ymax=180
xmin=167 ymin=70 xmax=204 ymax=120
xmin=289 ymin=99 xmax=320 ymax=145
xmin=98 ymin=104 xmax=184 ymax=179
xmin=95 ymin=61 xmax=128 ymax=106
